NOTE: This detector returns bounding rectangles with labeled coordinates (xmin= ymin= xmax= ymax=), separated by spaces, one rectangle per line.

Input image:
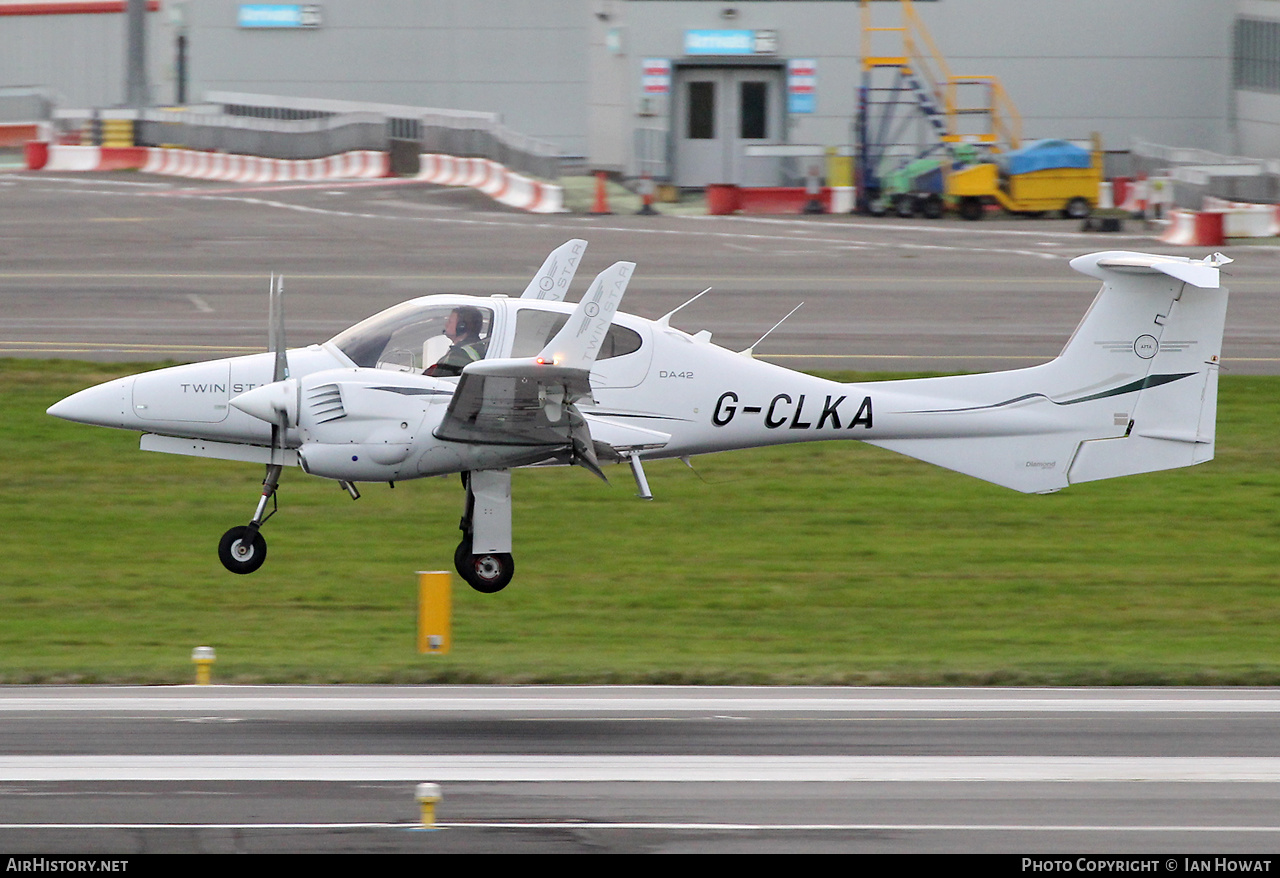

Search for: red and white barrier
xmin=37 ymin=144 xmax=106 ymax=171
xmin=1097 ymin=181 xmax=1114 ymax=210
xmin=1119 ymin=175 xmax=1146 ymax=214
xmin=1159 ymin=209 xmax=1226 ymax=246
xmin=1201 ymin=196 xmax=1280 ymax=238
xmin=32 ymin=143 xmax=390 ymax=183
xmin=29 ymin=143 xmax=564 ymax=214
xmin=416 ymin=153 xmax=564 ymax=213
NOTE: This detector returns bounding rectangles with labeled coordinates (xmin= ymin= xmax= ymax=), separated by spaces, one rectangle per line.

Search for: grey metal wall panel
xmin=0 ymin=11 xmax=164 ymax=109
xmin=616 ymin=0 xmax=1229 ymax=151
xmin=180 ymin=0 xmax=589 ymax=156
xmin=0 ymin=1 xmax=1254 ymax=168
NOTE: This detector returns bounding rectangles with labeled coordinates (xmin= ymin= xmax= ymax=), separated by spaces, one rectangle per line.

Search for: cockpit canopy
xmin=328 ymin=297 xmax=644 ymax=375
xmin=329 ymin=301 xmax=493 ymax=373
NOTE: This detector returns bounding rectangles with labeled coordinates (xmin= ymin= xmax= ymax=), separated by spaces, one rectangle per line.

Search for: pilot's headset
xmin=453 ymin=307 xmax=482 ymax=339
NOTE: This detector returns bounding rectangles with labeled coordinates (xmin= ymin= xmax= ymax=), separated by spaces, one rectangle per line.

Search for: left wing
xmin=434 ymin=261 xmax=636 ymax=476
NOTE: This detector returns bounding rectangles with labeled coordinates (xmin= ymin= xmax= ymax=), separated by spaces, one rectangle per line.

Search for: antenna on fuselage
xmin=740 ymin=302 xmax=803 ymax=358
xmin=656 ymin=287 xmax=711 ymax=328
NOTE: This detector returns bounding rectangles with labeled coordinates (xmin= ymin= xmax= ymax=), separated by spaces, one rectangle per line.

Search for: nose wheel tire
xmin=454 ymin=537 xmax=514 ymax=593
xmin=219 ymin=526 xmax=267 ymax=575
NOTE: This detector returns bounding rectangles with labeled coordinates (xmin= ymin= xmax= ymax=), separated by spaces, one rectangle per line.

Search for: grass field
xmin=3 ymin=359 xmax=1279 ymax=685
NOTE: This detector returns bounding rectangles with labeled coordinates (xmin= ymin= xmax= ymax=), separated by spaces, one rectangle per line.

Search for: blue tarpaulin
xmin=999 ymin=140 xmax=1092 ymax=176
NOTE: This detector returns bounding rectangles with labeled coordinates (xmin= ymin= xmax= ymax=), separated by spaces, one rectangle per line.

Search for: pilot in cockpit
xmin=424 ymin=306 xmax=488 ymax=377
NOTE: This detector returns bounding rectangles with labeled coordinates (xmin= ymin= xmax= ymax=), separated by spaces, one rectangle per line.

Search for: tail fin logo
xmin=1134 ymin=335 xmax=1158 ymax=359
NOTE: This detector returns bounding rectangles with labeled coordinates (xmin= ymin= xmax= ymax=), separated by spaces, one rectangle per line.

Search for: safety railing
xmin=1133 ymin=139 xmax=1280 ymax=208
xmin=52 ymin=92 xmax=562 ymax=179
xmin=208 ymin=93 xmax=562 ymax=180
xmin=861 ymin=0 xmax=1021 ymax=153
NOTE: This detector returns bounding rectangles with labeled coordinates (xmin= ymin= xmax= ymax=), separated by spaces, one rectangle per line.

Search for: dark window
xmin=740 ymin=81 xmax=768 ymax=139
xmin=1236 ymin=17 xmax=1280 ymax=93
xmin=688 ymin=81 xmax=716 ymax=139
xmin=602 ymin=324 xmax=643 ymax=359
xmin=514 ymin=310 xmax=643 ymax=361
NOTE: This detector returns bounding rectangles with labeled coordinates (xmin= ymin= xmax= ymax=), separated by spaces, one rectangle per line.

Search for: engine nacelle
xmin=297 ymin=441 xmax=415 ymax=481
xmin=290 ymin=367 xmax=452 ymax=481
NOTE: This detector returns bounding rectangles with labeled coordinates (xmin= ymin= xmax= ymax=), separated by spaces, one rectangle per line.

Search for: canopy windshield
xmin=329 ymin=301 xmax=494 ymax=373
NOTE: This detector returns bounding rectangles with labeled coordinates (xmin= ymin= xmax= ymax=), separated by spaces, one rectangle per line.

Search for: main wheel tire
xmin=920 ymin=194 xmax=944 ymax=219
xmin=218 ymin=526 xmax=267 ymax=575
xmin=894 ymin=194 xmax=916 ymax=218
xmin=454 ymin=537 xmax=514 ymax=593
xmin=958 ymin=196 xmax=983 ymax=221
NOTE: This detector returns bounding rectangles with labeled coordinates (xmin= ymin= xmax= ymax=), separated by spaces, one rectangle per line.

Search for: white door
xmin=673 ymin=67 xmax=784 ymax=187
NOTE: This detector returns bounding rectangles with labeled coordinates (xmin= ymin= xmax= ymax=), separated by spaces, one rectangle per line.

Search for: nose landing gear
xmin=218 ymin=463 xmax=281 ymax=575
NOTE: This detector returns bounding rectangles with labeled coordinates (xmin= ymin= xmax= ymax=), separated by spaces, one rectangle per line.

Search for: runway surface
xmin=2 ymin=170 xmax=1277 ymax=373
xmin=2 ymin=686 xmax=1280 ymax=853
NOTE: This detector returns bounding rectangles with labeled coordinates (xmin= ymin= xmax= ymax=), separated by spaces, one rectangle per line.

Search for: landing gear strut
xmin=218 ymin=464 xmax=281 ymax=574
xmin=454 ymin=470 xmax=514 ymax=593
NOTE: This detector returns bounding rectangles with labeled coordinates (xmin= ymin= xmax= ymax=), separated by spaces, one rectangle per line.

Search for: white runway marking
xmin=4 ymin=755 xmax=1280 ymax=782
xmin=5 ymin=687 xmax=1280 ymax=714
xmin=1 ymin=821 xmax=1278 ymax=834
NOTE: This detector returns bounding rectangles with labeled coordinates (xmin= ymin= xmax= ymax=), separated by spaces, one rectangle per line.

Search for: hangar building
xmin=1 ymin=1 xmax=1277 ymax=186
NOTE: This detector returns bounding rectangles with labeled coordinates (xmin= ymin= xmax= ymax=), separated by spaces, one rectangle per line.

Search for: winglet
xmin=520 ymin=239 xmax=588 ymax=300
xmin=536 ymin=261 xmax=634 ymax=369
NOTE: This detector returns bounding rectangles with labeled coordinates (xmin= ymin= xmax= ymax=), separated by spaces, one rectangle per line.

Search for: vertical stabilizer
xmin=1064 ymin=253 xmax=1227 ymax=484
xmin=864 ymin=251 xmax=1228 ymax=493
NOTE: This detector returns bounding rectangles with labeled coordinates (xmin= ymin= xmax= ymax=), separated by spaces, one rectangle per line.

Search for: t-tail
xmin=866 ymin=251 xmax=1230 ymax=493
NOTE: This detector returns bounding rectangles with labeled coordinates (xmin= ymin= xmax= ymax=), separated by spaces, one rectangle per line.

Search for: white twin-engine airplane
xmin=48 ymin=241 xmax=1230 ymax=592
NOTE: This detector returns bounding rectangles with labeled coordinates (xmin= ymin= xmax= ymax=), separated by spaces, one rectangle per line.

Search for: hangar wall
xmin=0 ymin=1 xmax=1266 ymax=179
xmin=176 ymin=0 xmax=590 ymax=157
xmin=1234 ymin=0 xmax=1280 ymax=157
xmin=0 ymin=3 xmax=166 ymax=110
xmin=589 ymin=0 xmax=1233 ymax=179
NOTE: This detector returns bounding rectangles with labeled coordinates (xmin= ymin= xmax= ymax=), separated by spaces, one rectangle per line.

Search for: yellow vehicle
xmin=946 ymin=137 xmax=1103 ymax=220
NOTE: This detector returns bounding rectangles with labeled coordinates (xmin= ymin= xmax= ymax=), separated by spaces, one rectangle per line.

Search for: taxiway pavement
xmin=2 ymin=171 xmax=1277 ymax=373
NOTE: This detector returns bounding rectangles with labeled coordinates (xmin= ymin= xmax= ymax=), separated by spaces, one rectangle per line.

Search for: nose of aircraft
xmin=46 ymin=377 xmax=135 ymax=428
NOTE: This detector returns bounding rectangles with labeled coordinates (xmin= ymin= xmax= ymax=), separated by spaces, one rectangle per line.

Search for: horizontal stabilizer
xmin=1072 ymin=250 xmax=1231 ymax=289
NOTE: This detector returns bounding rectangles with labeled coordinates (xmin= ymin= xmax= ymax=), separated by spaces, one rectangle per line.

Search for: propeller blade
xmin=269 ymin=274 xmax=288 ymax=383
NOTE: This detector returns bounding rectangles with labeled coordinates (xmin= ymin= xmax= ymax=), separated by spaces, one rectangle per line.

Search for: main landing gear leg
xmin=455 ymin=469 xmax=514 ymax=593
xmin=218 ymin=463 xmax=282 ymax=575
